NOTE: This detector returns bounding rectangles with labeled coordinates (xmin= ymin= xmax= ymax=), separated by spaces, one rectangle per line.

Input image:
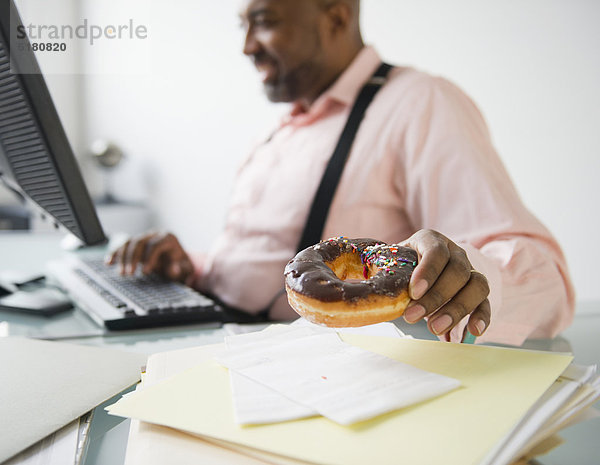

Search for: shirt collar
xmin=281 ymin=45 xmax=383 ymax=127
xmin=322 ymin=45 xmax=382 ymax=107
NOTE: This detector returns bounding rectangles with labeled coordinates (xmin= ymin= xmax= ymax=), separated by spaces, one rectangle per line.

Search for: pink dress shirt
xmin=197 ymin=46 xmax=574 ymax=345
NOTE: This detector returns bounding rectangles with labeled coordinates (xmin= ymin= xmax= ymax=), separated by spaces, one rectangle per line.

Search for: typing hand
xmin=106 ymin=232 xmax=195 ymax=284
xmin=400 ymin=229 xmax=490 ymax=340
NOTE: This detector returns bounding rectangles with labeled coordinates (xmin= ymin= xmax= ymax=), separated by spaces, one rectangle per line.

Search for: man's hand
xmin=106 ymin=232 xmax=195 ymax=284
xmin=401 ymin=230 xmax=490 ymax=340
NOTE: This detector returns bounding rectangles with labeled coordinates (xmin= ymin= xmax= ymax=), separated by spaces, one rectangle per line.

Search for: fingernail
xmin=474 ymin=319 xmax=486 ymax=336
xmin=404 ymin=305 xmax=426 ymax=323
xmin=410 ymin=279 xmax=428 ymax=300
xmin=431 ymin=314 xmax=453 ymax=335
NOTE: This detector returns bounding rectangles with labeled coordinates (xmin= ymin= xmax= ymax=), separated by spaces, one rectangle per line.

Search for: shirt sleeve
xmin=397 ymin=75 xmax=575 ymax=345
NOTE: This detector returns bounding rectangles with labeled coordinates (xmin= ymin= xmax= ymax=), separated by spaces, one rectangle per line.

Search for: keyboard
xmin=48 ymin=256 xmax=223 ymax=330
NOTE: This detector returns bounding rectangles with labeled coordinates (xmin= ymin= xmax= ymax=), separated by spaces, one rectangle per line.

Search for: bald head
xmin=318 ymin=0 xmax=359 ymax=11
xmin=317 ymin=0 xmax=362 ymax=44
xmin=318 ymin=0 xmax=360 ymax=15
xmin=239 ymin=0 xmax=364 ymax=106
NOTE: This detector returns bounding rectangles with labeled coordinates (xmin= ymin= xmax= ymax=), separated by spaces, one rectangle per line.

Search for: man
xmin=109 ymin=0 xmax=574 ymax=345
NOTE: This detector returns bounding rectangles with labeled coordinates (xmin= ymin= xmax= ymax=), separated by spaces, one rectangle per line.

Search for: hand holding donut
xmin=106 ymin=232 xmax=196 ymax=284
xmin=400 ymin=229 xmax=490 ymax=340
xmin=284 ymin=231 xmax=490 ymax=340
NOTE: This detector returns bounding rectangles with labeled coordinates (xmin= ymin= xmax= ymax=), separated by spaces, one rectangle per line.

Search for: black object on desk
xmin=0 ymin=286 xmax=73 ymax=316
xmin=0 ymin=278 xmax=18 ymax=296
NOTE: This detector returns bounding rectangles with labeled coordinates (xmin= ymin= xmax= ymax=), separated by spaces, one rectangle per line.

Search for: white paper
xmin=217 ymin=330 xmax=460 ymax=425
xmin=290 ymin=318 xmax=410 ymax=338
xmin=223 ymin=323 xmax=411 ymax=425
xmin=3 ymin=419 xmax=79 ymax=465
xmin=224 ymin=326 xmax=320 ymax=425
xmin=222 ymin=323 xmax=271 ymax=336
xmin=225 ymin=325 xmax=322 ymax=349
xmin=229 ymin=371 xmax=317 ymax=424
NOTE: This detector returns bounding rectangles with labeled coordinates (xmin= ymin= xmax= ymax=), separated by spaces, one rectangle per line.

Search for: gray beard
xmin=262 ymin=56 xmax=325 ymax=103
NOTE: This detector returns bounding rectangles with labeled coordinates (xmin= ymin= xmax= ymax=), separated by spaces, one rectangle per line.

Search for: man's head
xmin=239 ymin=0 xmax=363 ymax=107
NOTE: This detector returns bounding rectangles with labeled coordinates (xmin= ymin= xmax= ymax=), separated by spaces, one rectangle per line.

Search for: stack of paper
xmin=217 ymin=325 xmax=460 ymax=425
xmin=481 ymin=364 xmax=600 ymax=465
xmin=106 ymin=324 xmax=600 ymax=465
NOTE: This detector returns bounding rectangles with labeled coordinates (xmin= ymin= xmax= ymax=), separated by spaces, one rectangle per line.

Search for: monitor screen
xmin=0 ymin=0 xmax=106 ymax=246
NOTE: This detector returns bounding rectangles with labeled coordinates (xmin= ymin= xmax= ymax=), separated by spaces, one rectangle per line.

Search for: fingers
xmin=108 ymin=234 xmax=156 ymax=275
xmin=106 ymin=237 xmax=131 ymax=266
xmin=142 ymin=233 xmax=193 ymax=281
xmin=467 ymin=298 xmax=491 ymax=337
xmin=401 ymin=229 xmax=491 ymax=338
xmin=105 ymin=232 xmax=193 ymax=282
xmin=143 ymin=234 xmax=180 ymax=274
xmin=106 ymin=237 xmax=132 ymax=274
xmin=402 ymin=230 xmax=452 ymax=300
xmin=426 ymin=271 xmax=490 ymax=336
xmin=409 ymin=249 xmax=472 ymax=319
xmin=127 ymin=235 xmax=156 ymax=275
xmin=118 ymin=239 xmax=132 ymax=274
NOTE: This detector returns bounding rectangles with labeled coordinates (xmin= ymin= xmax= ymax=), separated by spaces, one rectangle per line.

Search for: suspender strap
xmin=231 ymin=62 xmax=394 ymax=322
xmin=296 ymin=62 xmax=393 ymax=252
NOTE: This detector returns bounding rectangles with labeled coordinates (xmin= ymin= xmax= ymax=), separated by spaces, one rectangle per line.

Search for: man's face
xmin=239 ymin=0 xmax=330 ymax=103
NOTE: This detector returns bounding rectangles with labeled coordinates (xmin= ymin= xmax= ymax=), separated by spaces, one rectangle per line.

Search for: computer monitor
xmin=0 ymin=0 xmax=106 ymax=246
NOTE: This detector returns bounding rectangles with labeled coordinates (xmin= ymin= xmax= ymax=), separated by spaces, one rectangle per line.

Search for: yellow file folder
xmin=107 ymin=335 xmax=572 ymax=465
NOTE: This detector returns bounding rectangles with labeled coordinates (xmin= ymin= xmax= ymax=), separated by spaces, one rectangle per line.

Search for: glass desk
xmin=1 ymin=231 xmax=599 ymax=464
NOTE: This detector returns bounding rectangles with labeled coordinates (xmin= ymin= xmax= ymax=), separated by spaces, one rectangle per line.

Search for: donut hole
xmin=326 ymin=254 xmax=371 ymax=281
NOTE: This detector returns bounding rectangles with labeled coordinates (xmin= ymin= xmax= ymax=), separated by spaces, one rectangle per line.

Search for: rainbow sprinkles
xmin=322 ymin=236 xmax=418 ymax=279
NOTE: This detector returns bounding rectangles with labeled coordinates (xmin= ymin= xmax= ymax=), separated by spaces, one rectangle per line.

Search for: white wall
xmin=80 ymin=0 xmax=282 ymax=242
xmin=361 ymin=0 xmax=600 ymax=305
xmin=16 ymin=0 xmax=600 ymax=303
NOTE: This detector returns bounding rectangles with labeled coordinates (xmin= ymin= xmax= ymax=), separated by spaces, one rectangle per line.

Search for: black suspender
xmin=221 ymin=62 xmax=393 ymax=321
xmin=296 ymin=62 xmax=393 ymax=253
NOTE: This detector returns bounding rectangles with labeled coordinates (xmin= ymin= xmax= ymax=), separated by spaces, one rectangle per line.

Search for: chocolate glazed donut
xmin=284 ymin=237 xmax=418 ymax=327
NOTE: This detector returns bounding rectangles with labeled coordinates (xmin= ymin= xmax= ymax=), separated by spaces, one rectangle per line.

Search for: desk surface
xmin=1 ymin=231 xmax=599 ymax=465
